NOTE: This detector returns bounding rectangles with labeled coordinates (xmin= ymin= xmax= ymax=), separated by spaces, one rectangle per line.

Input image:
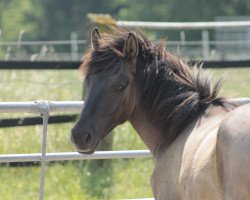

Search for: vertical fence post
xmin=4 ymin=46 xmax=11 ymax=61
xmin=180 ymin=31 xmax=186 ymax=45
xmin=202 ymin=30 xmax=210 ymax=60
xmin=71 ymin=32 xmax=78 ymax=61
xmin=17 ymin=30 xmax=25 ymax=49
xmin=36 ymin=101 xmax=50 ymax=200
xmin=179 ymin=31 xmax=186 ymax=57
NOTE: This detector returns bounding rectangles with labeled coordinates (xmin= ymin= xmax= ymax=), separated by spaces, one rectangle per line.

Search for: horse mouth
xmin=77 ymin=149 xmax=95 ymax=155
xmin=76 ymin=141 xmax=100 ymax=155
xmin=74 ymin=122 xmax=116 ymax=155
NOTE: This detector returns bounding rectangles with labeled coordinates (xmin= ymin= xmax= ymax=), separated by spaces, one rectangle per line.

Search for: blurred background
xmin=1 ymin=0 xmax=250 ymax=61
xmin=0 ymin=0 xmax=250 ymax=200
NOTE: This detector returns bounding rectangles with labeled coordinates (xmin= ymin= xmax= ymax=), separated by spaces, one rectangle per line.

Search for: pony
xmin=71 ymin=27 xmax=250 ymax=200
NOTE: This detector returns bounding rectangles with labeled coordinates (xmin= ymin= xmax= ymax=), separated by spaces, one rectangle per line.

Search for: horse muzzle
xmin=71 ymin=127 xmax=99 ymax=154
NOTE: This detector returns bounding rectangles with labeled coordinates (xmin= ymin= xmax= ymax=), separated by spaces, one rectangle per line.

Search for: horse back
xmin=216 ymin=103 xmax=250 ymax=199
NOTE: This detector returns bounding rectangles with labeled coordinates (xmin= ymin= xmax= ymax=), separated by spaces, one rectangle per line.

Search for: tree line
xmin=0 ymin=0 xmax=249 ymax=41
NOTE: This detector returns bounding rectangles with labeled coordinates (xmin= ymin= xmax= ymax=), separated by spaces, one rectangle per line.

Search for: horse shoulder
xmin=178 ymin=106 xmax=228 ymax=200
xmin=151 ymin=139 xmax=184 ymax=200
xmin=151 ymin=106 xmax=238 ymax=200
xmin=216 ymin=103 xmax=250 ymax=199
xmin=151 ymin=106 xmax=226 ymax=200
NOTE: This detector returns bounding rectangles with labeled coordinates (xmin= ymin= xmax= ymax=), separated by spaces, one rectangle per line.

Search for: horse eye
xmin=116 ymin=75 xmax=129 ymax=91
xmin=117 ymin=85 xmax=126 ymax=91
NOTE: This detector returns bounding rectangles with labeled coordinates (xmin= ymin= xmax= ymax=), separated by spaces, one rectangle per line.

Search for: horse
xmin=71 ymin=27 xmax=250 ymax=200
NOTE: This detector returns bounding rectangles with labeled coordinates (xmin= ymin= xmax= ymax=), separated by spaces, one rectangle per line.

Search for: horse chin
xmin=76 ymin=141 xmax=100 ymax=155
xmin=77 ymin=149 xmax=95 ymax=155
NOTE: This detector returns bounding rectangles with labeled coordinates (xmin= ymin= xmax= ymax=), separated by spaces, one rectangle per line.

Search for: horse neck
xmin=129 ymin=108 xmax=166 ymax=156
xmin=128 ymin=59 xmax=174 ymax=156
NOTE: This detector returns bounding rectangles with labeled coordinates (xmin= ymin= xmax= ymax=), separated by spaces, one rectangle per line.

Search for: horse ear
xmin=123 ymin=33 xmax=138 ymax=60
xmin=91 ymin=27 xmax=101 ymax=51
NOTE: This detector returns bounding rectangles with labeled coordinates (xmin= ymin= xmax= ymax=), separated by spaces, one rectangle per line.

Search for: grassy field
xmin=0 ymin=68 xmax=250 ymax=200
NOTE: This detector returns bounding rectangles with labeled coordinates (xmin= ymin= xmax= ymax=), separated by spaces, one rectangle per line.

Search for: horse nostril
xmin=84 ymin=133 xmax=92 ymax=144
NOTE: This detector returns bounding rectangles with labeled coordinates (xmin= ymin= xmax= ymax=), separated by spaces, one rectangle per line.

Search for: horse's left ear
xmin=123 ymin=33 xmax=138 ymax=60
xmin=91 ymin=27 xmax=101 ymax=51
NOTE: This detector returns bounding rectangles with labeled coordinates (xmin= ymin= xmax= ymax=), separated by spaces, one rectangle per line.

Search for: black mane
xmin=81 ymin=26 xmax=226 ymax=139
xmin=139 ymin=49 xmax=225 ymax=139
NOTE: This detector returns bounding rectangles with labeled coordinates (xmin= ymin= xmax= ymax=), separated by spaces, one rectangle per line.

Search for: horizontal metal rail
xmin=0 ymin=40 xmax=86 ymax=46
xmin=1 ymin=39 xmax=250 ymax=47
xmin=117 ymin=21 xmax=250 ymax=30
xmin=0 ymin=150 xmax=152 ymax=163
xmin=0 ymin=98 xmax=249 ymax=114
xmin=0 ymin=100 xmax=83 ymax=114
xmin=166 ymin=40 xmax=250 ymax=46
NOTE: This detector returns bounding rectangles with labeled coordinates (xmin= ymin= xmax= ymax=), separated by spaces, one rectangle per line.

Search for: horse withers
xmin=71 ymin=27 xmax=250 ymax=200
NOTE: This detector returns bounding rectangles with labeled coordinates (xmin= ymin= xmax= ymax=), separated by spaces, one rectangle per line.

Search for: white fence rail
xmin=0 ymin=40 xmax=87 ymax=46
xmin=1 ymin=99 xmax=250 ymax=200
xmin=0 ymin=100 xmax=153 ymax=200
xmin=2 ymin=21 xmax=250 ymax=61
xmin=117 ymin=20 xmax=250 ymax=30
xmin=0 ymin=150 xmax=151 ymax=163
xmin=117 ymin=20 xmax=250 ymax=60
xmin=0 ymin=101 xmax=83 ymax=113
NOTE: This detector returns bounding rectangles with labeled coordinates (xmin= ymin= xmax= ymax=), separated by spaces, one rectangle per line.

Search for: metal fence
xmin=1 ymin=99 xmax=250 ymax=199
xmin=2 ymin=21 xmax=250 ymax=61
xmin=0 ymin=100 xmax=152 ymax=200
xmin=117 ymin=20 xmax=250 ymax=60
xmin=117 ymin=20 xmax=250 ymax=30
xmin=3 ymin=38 xmax=250 ymax=61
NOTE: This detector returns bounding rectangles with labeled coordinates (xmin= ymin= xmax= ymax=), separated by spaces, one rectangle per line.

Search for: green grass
xmin=0 ymin=68 xmax=250 ymax=200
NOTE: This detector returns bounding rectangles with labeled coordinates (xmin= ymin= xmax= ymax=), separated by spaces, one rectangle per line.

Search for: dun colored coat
xmin=71 ymin=27 xmax=250 ymax=200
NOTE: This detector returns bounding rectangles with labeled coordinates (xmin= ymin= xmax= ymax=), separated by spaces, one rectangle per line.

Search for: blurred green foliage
xmin=0 ymin=0 xmax=250 ymax=41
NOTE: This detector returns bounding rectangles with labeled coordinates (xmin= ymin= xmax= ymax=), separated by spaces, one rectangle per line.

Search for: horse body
xmin=149 ymin=105 xmax=226 ymax=200
xmin=135 ymin=104 xmax=250 ymax=200
xmin=71 ymin=27 xmax=250 ymax=200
